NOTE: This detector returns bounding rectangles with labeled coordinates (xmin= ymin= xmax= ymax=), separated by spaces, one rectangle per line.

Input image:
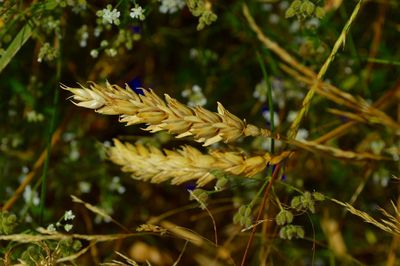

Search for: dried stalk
xmin=288 ymin=139 xmax=386 ymax=161
xmin=242 ymin=2 xmax=400 ymax=134
xmin=331 ymin=198 xmax=400 ymax=235
xmin=242 ymin=4 xmax=315 ymax=79
xmin=280 ymin=63 xmax=400 ymax=131
xmin=287 ymin=0 xmax=365 ymax=139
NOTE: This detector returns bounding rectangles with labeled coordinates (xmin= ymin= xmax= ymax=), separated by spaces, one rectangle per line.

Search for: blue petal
xmin=128 ymin=77 xmax=144 ymax=95
xmin=130 ymin=25 xmax=141 ymax=34
xmin=185 ymin=182 xmax=196 ymax=191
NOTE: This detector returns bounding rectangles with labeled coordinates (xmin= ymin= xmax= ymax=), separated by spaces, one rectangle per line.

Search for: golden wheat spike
xmin=62 ymin=82 xmax=269 ymax=146
xmin=62 ymin=82 xmax=386 ymax=162
xmin=107 ymin=139 xmax=290 ymax=187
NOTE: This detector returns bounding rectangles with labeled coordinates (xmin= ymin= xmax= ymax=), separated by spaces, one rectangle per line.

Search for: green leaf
xmin=0 ymin=20 xmax=34 ymax=74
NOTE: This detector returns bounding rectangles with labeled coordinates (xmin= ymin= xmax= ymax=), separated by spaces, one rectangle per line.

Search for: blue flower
xmin=130 ymin=25 xmax=141 ymax=34
xmin=185 ymin=182 xmax=196 ymax=191
xmin=128 ymin=77 xmax=144 ymax=95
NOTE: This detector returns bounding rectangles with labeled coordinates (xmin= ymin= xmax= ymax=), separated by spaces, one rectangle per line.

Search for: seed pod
xmin=238 ymin=205 xmax=247 ymax=216
xmin=285 ymin=7 xmax=297 ymax=18
xmin=313 ymin=191 xmax=325 ymax=201
xmin=276 ymin=209 xmax=294 ymax=225
xmin=304 ymin=1 xmax=316 ymax=16
xmin=291 ymin=0 xmax=302 ymax=10
xmin=290 ymin=196 xmax=303 ymax=211
xmin=233 ymin=212 xmax=241 ymax=224
xmin=244 ymin=206 xmax=252 ymax=218
xmin=315 ymin=6 xmax=325 ymax=19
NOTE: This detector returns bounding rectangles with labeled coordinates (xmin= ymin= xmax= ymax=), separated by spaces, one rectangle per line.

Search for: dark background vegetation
xmin=0 ymin=0 xmax=399 ymax=265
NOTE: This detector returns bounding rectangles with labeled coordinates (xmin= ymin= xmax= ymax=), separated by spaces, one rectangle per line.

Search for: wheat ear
xmin=108 ymin=139 xmax=290 ymax=186
xmin=63 ymin=82 xmax=386 ymax=162
xmin=62 ymin=82 xmax=271 ymax=146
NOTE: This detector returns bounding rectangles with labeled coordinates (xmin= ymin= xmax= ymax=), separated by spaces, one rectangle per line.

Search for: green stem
xmin=248 ymin=176 xmax=271 ymax=209
xmin=39 ymin=42 xmax=62 ymax=224
xmin=256 ymin=51 xmax=275 ymax=153
xmin=365 ymin=57 xmax=400 ymax=66
xmin=0 ymin=20 xmax=33 ymax=74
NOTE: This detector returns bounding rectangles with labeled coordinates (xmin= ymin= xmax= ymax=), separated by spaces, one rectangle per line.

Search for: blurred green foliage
xmin=0 ymin=0 xmax=400 ymax=265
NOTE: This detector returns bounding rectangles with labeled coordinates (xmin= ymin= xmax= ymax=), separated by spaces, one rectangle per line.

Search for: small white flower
xmin=64 ymin=224 xmax=73 ymax=232
xmin=253 ymin=80 xmax=268 ymax=102
xmin=295 ymin=128 xmax=309 ymax=140
xmin=79 ymin=181 xmax=91 ymax=193
xmin=64 ymin=210 xmax=75 ymax=221
xmin=69 ymin=141 xmax=80 ymax=161
xmin=261 ymin=4 xmax=273 ymax=11
xmin=262 ymin=109 xmax=280 ymax=127
xmin=110 ymin=176 xmax=126 ymax=194
xmin=269 ymin=14 xmax=280 ymax=24
xmin=98 ymin=5 xmax=120 ymax=25
xmin=103 ymin=140 xmax=112 ymax=147
xmin=289 ymin=20 xmax=300 ymax=33
xmin=261 ymin=139 xmax=282 ymax=152
xmin=90 ymin=49 xmax=99 ymax=58
xmin=373 ymin=169 xmax=390 ymax=187
xmin=25 ymin=215 xmax=33 ymax=223
xmin=181 ymin=89 xmax=190 ymax=97
xmin=78 ymin=25 xmax=89 ymax=47
xmin=182 ymin=85 xmax=207 ymax=107
xmin=189 ymin=48 xmax=198 ymax=59
xmin=100 ymin=40 xmax=109 ymax=47
xmin=159 ymin=0 xmax=185 ymax=14
xmin=63 ymin=132 xmax=76 ymax=142
xmin=22 ymin=166 xmax=29 ymax=174
xmin=192 ymin=84 xmax=201 ymax=93
xmin=23 ymin=185 xmax=40 ymax=206
xmin=94 ymin=27 xmax=102 ymax=37
xmin=305 ymin=18 xmax=320 ymax=29
xmin=106 ymin=48 xmax=117 ymax=57
xmin=286 ymin=110 xmax=298 ymax=123
xmin=26 ymin=110 xmax=44 ymax=122
xmin=130 ymin=5 xmax=145 ymax=20
xmin=370 ymin=140 xmax=385 ymax=154
xmin=279 ymin=1 xmax=289 ymax=10
xmin=47 ymin=224 xmax=56 ymax=232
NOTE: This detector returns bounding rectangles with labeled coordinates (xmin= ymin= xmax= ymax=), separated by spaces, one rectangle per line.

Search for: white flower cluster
xmin=159 ymin=0 xmax=185 ymax=14
xmin=78 ymin=25 xmax=89 ymax=47
xmin=373 ymin=168 xmax=390 ymax=187
xmin=26 ymin=110 xmax=44 ymax=122
xmin=295 ymin=128 xmax=309 ymax=140
xmin=181 ymin=85 xmax=207 ymax=107
xmin=97 ymin=5 xmax=120 ymax=25
xmin=46 ymin=210 xmax=76 ymax=233
xmin=254 ymin=77 xmax=304 ymax=109
xmin=37 ymin=42 xmax=59 ymax=63
xmin=23 ymin=185 xmax=40 ymax=206
xmin=262 ymin=109 xmax=280 ymax=127
xmin=110 ymin=176 xmax=126 ymax=194
xmin=254 ymin=79 xmax=287 ymax=108
xmin=64 ymin=210 xmax=76 ymax=220
xmin=130 ymin=5 xmax=145 ymax=20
